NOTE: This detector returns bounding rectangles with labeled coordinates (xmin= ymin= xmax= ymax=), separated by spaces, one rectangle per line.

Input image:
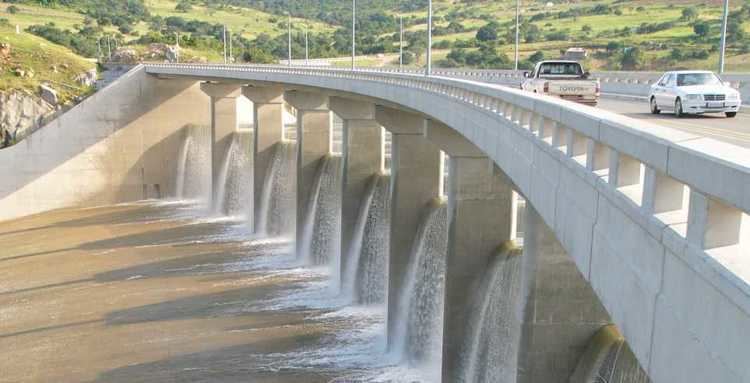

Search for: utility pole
xmin=97 ymin=37 xmax=102 ymax=62
xmin=719 ymin=0 xmax=730 ymax=74
xmin=426 ymin=0 xmax=432 ymax=76
xmin=106 ymin=35 xmax=112 ymax=61
xmin=223 ymin=25 xmax=227 ymax=63
xmin=352 ymin=0 xmax=356 ymax=70
xmin=399 ymin=15 xmax=404 ymax=70
xmin=515 ymin=0 xmax=520 ymax=71
xmin=229 ymin=29 xmax=233 ymax=63
xmin=305 ymin=29 xmax=309 ymax=66
xmin=288 ymin=14 xmax=292 ymax=66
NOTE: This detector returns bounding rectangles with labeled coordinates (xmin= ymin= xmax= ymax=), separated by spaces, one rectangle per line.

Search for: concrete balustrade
xmin=200 ymin=82 xmax=243 ymax=205
xmin=242 ymin=85 xmax=286 ymax=230
xmin=329 ymin=97 xmax=383 ymax=281
xmin=375 ymin=106 xmax=443 ymax=347
xmin=284 ymin=90 xmax=332 ymax=250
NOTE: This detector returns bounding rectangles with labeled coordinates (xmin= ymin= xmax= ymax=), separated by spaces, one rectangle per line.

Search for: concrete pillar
xmin=329 ymin=97 xmax=383 ymax=281
xmin=200 ymin=83 xmax=242 ymax=206
xmin=375 ymin=106 xmax=442 ymax=348
xmin=518 ymin=205 xmax=611 ymax=383
xmin=285 ymin=90 xmax=331 ymax=254
xmin=242 ymin=85 xmax=285 ymax=230
xmin=424 ymin=121 xmax=516 ymax=382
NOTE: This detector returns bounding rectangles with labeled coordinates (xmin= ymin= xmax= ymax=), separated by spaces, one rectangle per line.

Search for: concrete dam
xmin=0 ymin=64 xmax=748 ymax=383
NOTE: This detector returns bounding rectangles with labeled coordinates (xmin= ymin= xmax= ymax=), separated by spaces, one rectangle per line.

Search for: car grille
xmin=704 ymin=94 xmax=726 ymax=101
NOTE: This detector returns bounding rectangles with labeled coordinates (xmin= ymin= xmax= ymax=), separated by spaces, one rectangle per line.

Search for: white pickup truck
xmin=521 ymin=60 xmax=600 ymax=106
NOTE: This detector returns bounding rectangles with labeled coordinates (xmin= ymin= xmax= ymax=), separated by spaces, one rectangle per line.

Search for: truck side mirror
xmin=583 ymin=71 xmax=591 ymax=79
xmin=523 ymin=71 xmax=531 ymax=78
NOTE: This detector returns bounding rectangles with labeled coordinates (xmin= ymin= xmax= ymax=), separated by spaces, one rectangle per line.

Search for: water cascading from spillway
xmin=257 ymin=141 xmax=297 ymax=237
xmin=298 ymin=155 xmax=343 ymax=272
xmin=175 ymin=124 xmax=211 ymax=203
xmin=214 ymin=131 xmax=253 ymax=218
xmin=457 ymin=241 xmax=523 ymax=383
xmin=570 ymin=325 xmax=652 ymax=383
xmin=341 ymin=173 xmax=391 ymax=305
xmin=392 ymin=198 xmax=449 ymax=372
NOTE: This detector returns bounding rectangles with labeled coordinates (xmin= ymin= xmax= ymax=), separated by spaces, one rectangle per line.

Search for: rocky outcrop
xmin=39 ymin=84 xmax=59 ymax=106
xmin=75 ymin=69 xmax=98 ymax=87
xmin=0 ymin=91 xmax=54 ymax=147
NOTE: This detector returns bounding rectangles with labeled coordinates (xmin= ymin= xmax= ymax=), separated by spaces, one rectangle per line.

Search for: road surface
xmin=598 ymin=98 xmax=750 ymax=148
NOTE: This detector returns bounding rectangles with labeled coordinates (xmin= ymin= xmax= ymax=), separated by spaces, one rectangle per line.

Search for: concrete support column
xmin=376 ymin=106 xmax=442 ymax=347
xmin=423 ymin=121 xmax=516 ymax=382
xmin=518 ymin=205 xmax=611 ymax=383
xmin=200 ymin=83 xmax=242 ymax=206
xmin=242 ymin=86 xmax=285 ymax=230
xmin=329 ymin=97 xmax=383 ymax=280
xmin=285 ymin=91 xmax=331 ymax=253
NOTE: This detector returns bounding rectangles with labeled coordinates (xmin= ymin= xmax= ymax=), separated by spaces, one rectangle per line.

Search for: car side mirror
xmin=583 ymin=71 xmax=591 ymax=79
xmin=523 ymin=71 xmax=531 ymax=78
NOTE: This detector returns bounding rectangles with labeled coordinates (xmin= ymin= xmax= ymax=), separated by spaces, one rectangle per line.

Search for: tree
xmin=619 ymin=47 xmax=644 ymax=70
xmin=175 ymin=1 xmax=193 ymax=13
xmin=693 ymin=22 xmax=710 ymax=38
xmin=6 ymin=5 xmax=19 ymax=14
xmin=476 ymin=22 xmax=498 ymax=42
xmin=681 ymin=7 xmax=698 ymax=21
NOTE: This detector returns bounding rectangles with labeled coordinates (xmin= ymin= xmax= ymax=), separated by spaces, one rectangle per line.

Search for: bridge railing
xmin=145 ymin=62 xmax=750 ymax=297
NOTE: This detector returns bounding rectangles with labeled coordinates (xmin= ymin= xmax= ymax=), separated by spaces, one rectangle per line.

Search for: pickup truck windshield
xmin=676 ymin=73 xmax=722 ymax=86
xmin=537 ymin=63 xmax=583 ymax=77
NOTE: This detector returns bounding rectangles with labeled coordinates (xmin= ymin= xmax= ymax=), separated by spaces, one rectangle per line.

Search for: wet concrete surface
xmin=0 ymin=202 xmax=377 ymax=383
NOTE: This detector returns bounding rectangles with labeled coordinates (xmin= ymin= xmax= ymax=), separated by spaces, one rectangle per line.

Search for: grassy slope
xmin=0 ymin=24 xmax=95 ymax=103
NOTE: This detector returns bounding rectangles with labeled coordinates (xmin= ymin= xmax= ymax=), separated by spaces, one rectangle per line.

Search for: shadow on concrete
xmin=0 ymin=319 xmax=101 ymax=339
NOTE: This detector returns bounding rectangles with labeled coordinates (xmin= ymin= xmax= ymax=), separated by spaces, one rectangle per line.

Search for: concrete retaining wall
xmin=0 ymin=66 xmax=210 ymax=221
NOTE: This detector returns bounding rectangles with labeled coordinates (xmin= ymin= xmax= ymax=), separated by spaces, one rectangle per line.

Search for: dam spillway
xmin=4 ymin=64 xmax=742 ymax=383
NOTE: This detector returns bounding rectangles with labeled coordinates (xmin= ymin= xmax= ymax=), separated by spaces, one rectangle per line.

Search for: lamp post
xmin=426 ymin=0 xmax=432 ymax=76
xmin=718 ymin=0 xmax=730 ymax=74
xmin=305 ymin=29 xmax=309 ymax=66
xmin=288 ymin=14 xmax=292 ymax=66
xmin=399 ymin=15 xmax=404 ymax=70
xmin=352 ymin=0 xmax=356 ymax=70
xmin=514 ymin=0 xmax=520 ymax=71
xmin=223 ymin=25 xmax=227 ymax=63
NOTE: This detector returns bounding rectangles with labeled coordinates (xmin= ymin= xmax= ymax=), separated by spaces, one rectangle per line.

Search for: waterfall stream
xmin=571 ymin=325 xmax=652 ymax=383
xmin=299 ymin=155 xmax=343 ymax=271
xmin=341 ymin=173 xmax=391 ymax=305
xmin=458 ymin=241 xmax=523 ymax=383
xmin=214 ymin=131 xmax=253 ymax=218
xmin=258 ymin=141 xmax=297 ymax=237
xmin=175 ymin=125 xmax=211 ymax=203
xmin=392 ymin=199 xmax=449 ymax=374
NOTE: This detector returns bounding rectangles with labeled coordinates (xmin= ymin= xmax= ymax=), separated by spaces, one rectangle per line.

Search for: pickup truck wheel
xmin=650 ymin=97 xmax=660 ymax=114
xmin=726 ymin=112 xmax=737 ymax=118
xmin=674 ymin=99 xmax=684 ymax=118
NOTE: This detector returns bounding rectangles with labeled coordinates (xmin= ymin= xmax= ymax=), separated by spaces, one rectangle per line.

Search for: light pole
xmin=514 ymin=0 xmax=520 ymax=71
xmin=426 ymin=0 xmax=432 ymax=76
xmin=223 ymin=25 xmax=227 ymax=63
xmin=718 ymin=0 xmax=730 ymax=74
xmin=288 ymin=14 xmax=292 ymax=66
xmin=352 ymin=0 xmax=356 ymax=70
xmin=305 ymin=29 xmax=309 ymax=66
xmin=228 ymin=29 xmax=233 ymax=63
xmin=399 ymin=15 xmax=404 ymax=70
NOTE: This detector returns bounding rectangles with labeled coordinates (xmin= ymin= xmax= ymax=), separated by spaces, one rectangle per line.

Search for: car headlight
xmin=728 ymin=92 xmax=740 ymax=100
xmin=686 ymin=94 xmax=703 ymax=101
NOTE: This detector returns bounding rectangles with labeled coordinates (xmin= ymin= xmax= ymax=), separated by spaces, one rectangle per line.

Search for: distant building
xmin=563 ymin=47 xmax=587 ymax=60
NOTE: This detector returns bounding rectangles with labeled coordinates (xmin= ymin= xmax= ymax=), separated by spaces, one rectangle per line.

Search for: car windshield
xmin=676 ymin=73 xmax=722 ymax=87
xmin=537 ymin=63 xmax=583 ymax=76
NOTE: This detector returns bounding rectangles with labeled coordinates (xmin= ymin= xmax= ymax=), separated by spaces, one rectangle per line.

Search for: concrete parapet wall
xmin=0 ymin=66 xmax=210 ymax=221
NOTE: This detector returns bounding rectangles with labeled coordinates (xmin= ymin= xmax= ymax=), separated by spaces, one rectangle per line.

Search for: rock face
xmin=39 ymin=84 xmax=59 ymax=106
xmin=0 ymin=91 xmax=54 ymax=147
xmin=75 ymin=69 xmax=98 ymax=87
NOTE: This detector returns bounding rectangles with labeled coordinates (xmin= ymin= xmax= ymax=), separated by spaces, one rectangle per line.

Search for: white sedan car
xmin=649 ymin=71 xmax=741 ymax=118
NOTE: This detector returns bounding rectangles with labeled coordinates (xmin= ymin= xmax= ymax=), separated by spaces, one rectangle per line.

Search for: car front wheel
xmin=650 ymin=97 xmax=660 ymax=114
xmin=726 ymin=112 xmax=737 ymax=118
xmin=674 ymin=98 xmax=684 ymax=118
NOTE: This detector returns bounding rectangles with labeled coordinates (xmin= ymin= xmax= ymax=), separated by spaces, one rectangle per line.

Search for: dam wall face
xmin=0 ymin=66 xmax=209 ymax=220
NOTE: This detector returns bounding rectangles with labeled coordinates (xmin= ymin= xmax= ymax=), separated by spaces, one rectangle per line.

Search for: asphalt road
xmin=598 ymin=98 xmax=750 ymax=148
